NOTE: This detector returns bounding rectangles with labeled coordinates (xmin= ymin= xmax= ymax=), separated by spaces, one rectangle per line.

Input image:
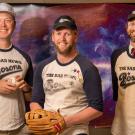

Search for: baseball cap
xmin=128 ymin=11 xmax=135 ymax=21
xmin=0 ymin=3 xmax=15 ymax=17
xmin=53 ymin=15 xmax=77 ymax=30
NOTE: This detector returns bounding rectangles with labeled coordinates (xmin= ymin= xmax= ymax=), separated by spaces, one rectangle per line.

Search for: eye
xmin=129 ymin=22 xmax=135 ymax=26
xmin=56 ymin=32 xmax=61 ymax=35
xmin=66 ymin=32 xmax=72 ymax=36
xmin=5 ymin=19 xmax=14 ymax=24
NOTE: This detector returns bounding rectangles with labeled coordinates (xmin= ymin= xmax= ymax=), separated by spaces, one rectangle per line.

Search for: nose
xmin=61 ymin=34 xmax=66 ymax=41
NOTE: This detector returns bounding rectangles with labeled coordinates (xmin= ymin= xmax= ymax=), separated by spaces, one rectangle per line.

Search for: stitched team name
xmin=119 ymin=66 xmax=135 ymax=71
xmin=119 ymin=72 xmax=135 ymax=88
xmin=0 ymin=59 xmax=22 ymax=64
xmin=0 ymin=65 xmax=22 ymax=75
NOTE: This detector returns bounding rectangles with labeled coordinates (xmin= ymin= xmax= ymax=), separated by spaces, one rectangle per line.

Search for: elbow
xmin=94 ymin=110 xmax=103 ymax=119
xmin=98 ymin=111 xmax=103 ymax=117
xmin=87 ymin=108 xmax=103 ymax=122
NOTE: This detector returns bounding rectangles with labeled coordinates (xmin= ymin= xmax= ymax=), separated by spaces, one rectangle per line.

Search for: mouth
xmin=59 ymin=41 xmax=68 ymax=45
xmin=0 ymin=29 xmax=7 ymax=32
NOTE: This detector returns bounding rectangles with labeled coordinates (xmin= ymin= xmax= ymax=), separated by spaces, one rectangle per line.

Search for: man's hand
xmin=0 ymin=79 xmax=18 ymax=94
xmin=15 ymin=75 xmax=32 ymax=101
xmin=15 ymin=75 xmax=31 ymax=93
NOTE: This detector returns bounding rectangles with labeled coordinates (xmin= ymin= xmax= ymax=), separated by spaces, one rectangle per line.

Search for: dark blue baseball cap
xmin=53 ymin=15 xmax=77 ymax=30
xmin=128 ymin=11 xmax=135 ymax=21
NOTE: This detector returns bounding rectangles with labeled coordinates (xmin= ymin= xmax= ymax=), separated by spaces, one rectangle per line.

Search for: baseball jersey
xmin=111 ymin=45 xmax=135 ymax=135
xmin=0 ymin=45 xmax=33 ymax=131
xmin=32 ymin=54 xmax=103 ymax=135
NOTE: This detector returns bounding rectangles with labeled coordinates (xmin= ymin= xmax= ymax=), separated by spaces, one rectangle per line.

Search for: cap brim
xmin=128 ymin=14 xmax=135 ymax=21
xmin=53 ymin=22 xmax=77 ymax=30
xmin=0 ymin=10 xmax=15 ymax=17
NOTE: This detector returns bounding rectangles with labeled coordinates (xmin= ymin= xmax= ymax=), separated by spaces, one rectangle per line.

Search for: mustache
xmin=128 ymin=31 xmax=135 ymax=42
xmin=131 ymin=37 xmax=135 ymax=42
xmin=58 ymin=41 xmax=68 ymax=44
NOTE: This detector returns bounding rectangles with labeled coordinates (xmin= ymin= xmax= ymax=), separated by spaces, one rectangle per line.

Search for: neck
xmin=57 ymin=50 xmax=78 ymax=64
xmin=0 ymin=39 xmax=11 ymax=49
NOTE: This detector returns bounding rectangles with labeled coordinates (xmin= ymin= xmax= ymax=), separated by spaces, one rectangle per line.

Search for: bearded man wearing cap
xmin=0 ymin=3 xmax=33 ymax=135
xmin=111 ymin=11 xmax=135 ymax=135
xmin=28 ymin=15 xmax=103 ymax=135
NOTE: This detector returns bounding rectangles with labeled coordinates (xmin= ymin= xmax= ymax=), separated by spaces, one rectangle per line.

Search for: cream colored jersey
xmin=111 ymin=46 xmax=135 ymax=135
xmin=32 ymin=54 xmax=103 ymax=135
xmin=0 ymin=45 xmax=33 ymax=131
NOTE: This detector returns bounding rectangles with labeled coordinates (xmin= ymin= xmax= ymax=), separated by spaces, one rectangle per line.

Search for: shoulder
xmin=76 ymin=54 xmax=98 ymax=68
xmin=13 ymin=46 xmax=31 ymax=61
xmin=36 ymin=55 xmax=56 ymax=70
xmin=75 ymin=54 xmax=99 ymax=74
xmin=111 ymin=47 xmax=128 ymax=59
xmin=111 ymin=47 xmax=128 ymax=67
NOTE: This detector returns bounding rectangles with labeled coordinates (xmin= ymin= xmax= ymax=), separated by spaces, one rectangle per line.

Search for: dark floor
xmin=89 ymin=127 xmax=111 ymax=135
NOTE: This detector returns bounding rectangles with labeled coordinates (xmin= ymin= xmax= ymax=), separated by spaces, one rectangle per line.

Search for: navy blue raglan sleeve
xmin=31 ymin=62 xmax=45 ymax=107
xmin=111 ymin=47 xmax=127 ymax=101
xmin=24 ymin=56 xmax=33 ymax=86
xmin=111 ymin=50 xmax=119 ymax=101
xmin=83 ymin=63 xmax=103 ymax=112
xmin=77 ymin=55 xmax=103 ymax=112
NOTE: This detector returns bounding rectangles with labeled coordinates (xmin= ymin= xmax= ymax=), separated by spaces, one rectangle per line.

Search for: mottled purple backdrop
xmin=12 ymin=3 xmax=135 ymax=127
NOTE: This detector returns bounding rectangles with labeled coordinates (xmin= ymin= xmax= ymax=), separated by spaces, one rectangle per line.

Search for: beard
xmin=130 ymin=36 xmax=135 ymax=42
xmin=128 ymin=30 xmax=135 ymax=42
xmin=54 ymin=43 xmax=74 ymax=55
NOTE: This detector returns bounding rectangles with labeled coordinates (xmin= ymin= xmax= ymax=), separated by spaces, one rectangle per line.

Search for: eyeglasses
xmin=0 ymin=18 xmax=14 ymax=25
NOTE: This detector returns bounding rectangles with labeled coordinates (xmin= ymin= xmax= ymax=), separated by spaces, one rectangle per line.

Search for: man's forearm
xmin=23 ymin=84 xmax=32 ymax=101
xmin=64 ymin=107 xmax=103 ymax=127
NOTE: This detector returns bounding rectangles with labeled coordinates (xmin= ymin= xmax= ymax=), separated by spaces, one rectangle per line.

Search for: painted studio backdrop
xmin=12 ymin=3 xmax=135 ymax=127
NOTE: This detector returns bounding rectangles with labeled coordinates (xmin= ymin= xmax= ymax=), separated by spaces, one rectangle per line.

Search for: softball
xmin=11 ymin=77 xmax=16 ymax=84
xmin=8 ymin=77 xmax=16 ymax=84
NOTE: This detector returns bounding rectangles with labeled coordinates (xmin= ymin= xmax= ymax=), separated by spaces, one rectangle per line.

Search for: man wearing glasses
xmin=0 ymin=3 xmax=33 ymax=135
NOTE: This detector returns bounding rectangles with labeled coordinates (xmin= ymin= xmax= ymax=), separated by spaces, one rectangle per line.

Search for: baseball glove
xmin=25 ymin=109 xmax=66 ymax=135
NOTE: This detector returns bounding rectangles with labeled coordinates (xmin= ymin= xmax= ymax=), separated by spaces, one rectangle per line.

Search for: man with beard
xmin=29 ymin=15 xmax=103 ymax=135
xmin=111 ymin=11 xmax=135 ymax=135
